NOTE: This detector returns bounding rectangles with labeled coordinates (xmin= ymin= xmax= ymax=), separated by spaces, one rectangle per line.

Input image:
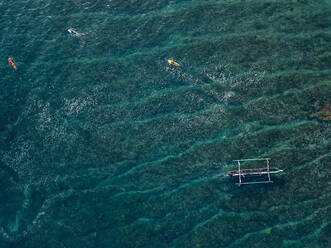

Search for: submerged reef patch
xmin=311 ymin=101 xmax=331 ymax=121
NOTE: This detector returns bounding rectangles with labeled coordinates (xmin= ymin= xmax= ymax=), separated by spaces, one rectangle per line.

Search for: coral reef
xmin=311 ymin=102 xmax=331 ymax=121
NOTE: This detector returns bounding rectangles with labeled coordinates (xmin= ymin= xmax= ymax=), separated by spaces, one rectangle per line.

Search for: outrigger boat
xmin=227 ymin=158 xmax=283 ymax=186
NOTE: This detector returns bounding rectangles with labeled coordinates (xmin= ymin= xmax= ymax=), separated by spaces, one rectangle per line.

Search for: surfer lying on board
xmin=8 ymin=58 xmax=17 ymax=70
xmin=167 ymin=59 xmax=180 ymax=67
xmin=68 ymin=28 xmax=82 ymax=37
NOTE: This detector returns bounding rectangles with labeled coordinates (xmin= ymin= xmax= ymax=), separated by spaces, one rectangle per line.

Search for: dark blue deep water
xmin=0 ymin=0 xmax=330 ymax=247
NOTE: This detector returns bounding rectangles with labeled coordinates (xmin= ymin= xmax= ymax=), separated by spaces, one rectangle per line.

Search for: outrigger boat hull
xmin=227 ymin=168 xmax=283 ymax=177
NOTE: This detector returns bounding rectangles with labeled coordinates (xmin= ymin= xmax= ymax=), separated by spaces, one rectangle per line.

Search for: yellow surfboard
xmin=167 ymin=59 xmax=180 ymax=67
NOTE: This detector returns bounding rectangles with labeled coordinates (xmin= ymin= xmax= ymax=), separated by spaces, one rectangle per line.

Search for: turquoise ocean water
xmin=0 ymin=0 xmax=330 ymax=247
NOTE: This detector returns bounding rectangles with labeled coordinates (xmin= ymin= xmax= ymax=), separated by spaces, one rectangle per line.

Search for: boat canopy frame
xmin=232 ymin=158 xmax=274 ymax=186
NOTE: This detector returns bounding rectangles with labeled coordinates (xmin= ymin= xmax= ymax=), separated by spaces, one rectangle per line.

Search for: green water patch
xmin=0 ymin=0 xmax=330 ymax=247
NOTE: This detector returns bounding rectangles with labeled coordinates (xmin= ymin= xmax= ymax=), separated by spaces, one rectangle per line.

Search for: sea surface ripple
xmin=0 ymin=0 xmax=330 ymax=247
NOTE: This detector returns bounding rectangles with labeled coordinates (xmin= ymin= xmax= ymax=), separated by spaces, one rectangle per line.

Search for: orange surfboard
xmin=8 ymin=58 xmax=17 ymax=70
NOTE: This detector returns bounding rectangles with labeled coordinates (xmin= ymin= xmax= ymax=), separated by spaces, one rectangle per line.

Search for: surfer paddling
xmin=68 ymin=28 xmax=82 ymax=37
xmin=167 ymin=59 xmax=180 ymax=67
xmin=8 ymin=58 xmax=17 ymax=70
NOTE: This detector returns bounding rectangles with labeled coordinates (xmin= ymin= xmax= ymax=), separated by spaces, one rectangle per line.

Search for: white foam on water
xmin=38 ymin=101 xmax=52 ymax=131
xmin=1 ymin=139 xmax=33 ymax=177
xmin=63 ymin=95 xmax=95 ymax=117
xmin=230 ymin=69 xmax=266 ymax=91
xmin=69 ymin=0 xmax=100 ymax=10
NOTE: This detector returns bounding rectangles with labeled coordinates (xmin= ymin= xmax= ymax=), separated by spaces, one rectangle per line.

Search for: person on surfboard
xmin=168 ymin=59 xmax=180 ymax=67
xmin=8 ymin=58 xmax=17 ymax=70
xmin=68 ymin=28 xmax=82 ymax=37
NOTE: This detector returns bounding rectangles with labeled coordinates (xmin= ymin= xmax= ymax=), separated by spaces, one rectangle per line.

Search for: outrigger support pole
xmin=238 ymin=161 xmax=241 ymax=186
xmin=267 ymin=159 xmax=271 ymax=182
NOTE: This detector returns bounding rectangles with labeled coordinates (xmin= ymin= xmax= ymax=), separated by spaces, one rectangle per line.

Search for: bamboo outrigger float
xmin=227 ymin=158 xmax=283 ymax=186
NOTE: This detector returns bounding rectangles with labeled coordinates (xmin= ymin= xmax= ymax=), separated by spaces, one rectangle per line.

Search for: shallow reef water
xmin=0 ymin=0 xmax=330 ymax=247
